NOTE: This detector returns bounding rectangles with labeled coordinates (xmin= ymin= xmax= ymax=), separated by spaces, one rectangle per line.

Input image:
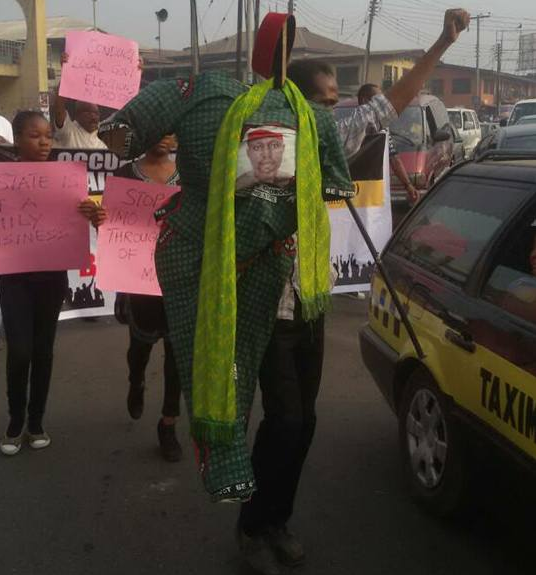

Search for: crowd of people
xmin=0 ymin=9 xmax=471 ymax=575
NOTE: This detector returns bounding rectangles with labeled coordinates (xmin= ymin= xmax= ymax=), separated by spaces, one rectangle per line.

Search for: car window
xmin=482 ymin=215 xmax=536 ymax=325
xmin=450 ymin=123 xmax=462 ymax=142
xmin=389 ymin=105 xmax=423 ymax=150
xmin=502 ymin=134 xmax=536 ymax=150
xmin=510 ymin=102 xmax=536 ymax=125
xmin=429 ymin=100 xmax=449 ymax=129
xmin=463 ymin=112 xmax=475 ymax=130
xmin=448 ymin=111 xmax=462 ymax=129
xmin=390 ymin=178 xmax=533 ymax=285
xmin=425 ymin=106 xmax=437 ymax=137
xmin=474 ymin=132 xmax=497 ymax=159
xmin=472 ymin=112 xmax=480 ymax=129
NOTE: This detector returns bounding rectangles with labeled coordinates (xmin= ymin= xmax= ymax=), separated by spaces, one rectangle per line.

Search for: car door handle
xmin=440 ymin=309 xmax=469 ymax=333
xmin=445 ymin=328 xmax=476 ymax=353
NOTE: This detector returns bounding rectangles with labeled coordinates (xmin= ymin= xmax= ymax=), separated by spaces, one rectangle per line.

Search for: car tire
xmin=398 ymin=368 xmax=468 ymax=517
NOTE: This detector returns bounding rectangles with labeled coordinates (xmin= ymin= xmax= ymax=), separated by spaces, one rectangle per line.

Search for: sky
xmin=2 ymin=0 xmax=536 ymax=73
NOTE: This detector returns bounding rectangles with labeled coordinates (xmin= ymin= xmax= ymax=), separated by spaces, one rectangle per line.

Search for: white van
xmin=507 ymin=99 xmax=536 ymax=125
xmin=447 ymin=107 xmax=481 ymax=157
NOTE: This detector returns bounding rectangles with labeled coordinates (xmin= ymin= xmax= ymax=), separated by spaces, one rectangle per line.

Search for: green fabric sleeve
xmin=101 ymin=78 xmax=193 ymax=159
xmin=313 ymin=105 xmax=355 ymax=200
xmin=235 ymin=196 xmax=297 ymax=263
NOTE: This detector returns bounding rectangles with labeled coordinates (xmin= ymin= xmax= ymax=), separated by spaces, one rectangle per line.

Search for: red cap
xmin=246 ymin=128 xmax=284 ymax=142
xmin=252 ymin=13 xmax=296 ymax=79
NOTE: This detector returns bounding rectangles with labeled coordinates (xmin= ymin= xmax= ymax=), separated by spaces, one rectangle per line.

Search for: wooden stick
xmin=280 ymin=20 xmax=287 ymax=86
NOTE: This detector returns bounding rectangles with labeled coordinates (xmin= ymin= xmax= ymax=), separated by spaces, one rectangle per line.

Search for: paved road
xmin=0 ymin=296 xmax=534 ymax=575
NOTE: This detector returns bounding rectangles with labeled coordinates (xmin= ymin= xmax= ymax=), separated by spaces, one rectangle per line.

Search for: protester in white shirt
xmin=0 ymin=114 xmax=13 ymax=144
xmin=52 ymin=52 xmax=107 ymax=149
xmin=52 ymin=97 xmax=107 ymax=149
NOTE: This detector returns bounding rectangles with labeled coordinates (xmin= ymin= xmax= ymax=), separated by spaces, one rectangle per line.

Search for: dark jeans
xmin=239 ymin=313 xmax=324 ymax=535
xmin=0 ymin=272 xmax=67 ymax=427
xmin=127 ymin=332 xmax=181 ymax=418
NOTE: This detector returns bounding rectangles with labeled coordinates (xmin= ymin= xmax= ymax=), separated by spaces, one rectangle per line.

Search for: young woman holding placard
xmin=0 ymin=111 xmax=101 ymax=456
xmin=112 ymin=134 xmax=183 ymax=462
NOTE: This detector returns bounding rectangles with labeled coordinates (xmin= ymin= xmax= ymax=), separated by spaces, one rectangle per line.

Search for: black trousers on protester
xmin=126 ymin=294 xmax=181 ymax=418
xmin=127 ymin=334 xmax=181 ymax=418
xmin=239 ymin=311 xmax=325 ymax=535
xmin=0 ymin=272 xmax=67 ymax=428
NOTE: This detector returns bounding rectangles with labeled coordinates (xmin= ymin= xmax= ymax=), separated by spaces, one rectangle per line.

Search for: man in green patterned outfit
xmin=99 ymin=15 xmax=353 ymax=510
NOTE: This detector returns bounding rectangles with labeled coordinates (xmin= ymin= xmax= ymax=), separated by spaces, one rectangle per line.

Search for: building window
xmin=383 ymin=65 xmax=393 ymax=82
xmin=483 ymin=79 xmax=494 ymax=95
xmin=336 ymin=66 xmax=360 ymax=87
xmin=429 ymin=78 xmax=444 ymax=96
xmin=452 ymin=78 xmax=471 ymax=94
xmin=393 ymin=67 xmax=400 ymax=82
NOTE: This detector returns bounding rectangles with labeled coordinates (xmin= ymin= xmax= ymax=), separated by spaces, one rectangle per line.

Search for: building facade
xmin=428 ymin=62 xmax=536 ymax=113
xmin=0 ymin=0 xmax=49 ymax=120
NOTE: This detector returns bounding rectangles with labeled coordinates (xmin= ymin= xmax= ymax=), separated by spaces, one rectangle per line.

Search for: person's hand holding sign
xmin=78 ymin=198 xmax=107 ymax=228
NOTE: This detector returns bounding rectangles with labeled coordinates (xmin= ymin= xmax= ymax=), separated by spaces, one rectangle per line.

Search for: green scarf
xmin=191 ymin=78 xmax=331 ymax=445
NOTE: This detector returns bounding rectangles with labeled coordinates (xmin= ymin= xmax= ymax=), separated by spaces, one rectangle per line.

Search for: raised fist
xmin=441 ymin=9 xmax=470 ymax=44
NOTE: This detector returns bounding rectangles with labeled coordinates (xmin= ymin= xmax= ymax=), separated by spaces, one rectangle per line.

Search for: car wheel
xmin=398 ymin=368 xmax=468 ymax=517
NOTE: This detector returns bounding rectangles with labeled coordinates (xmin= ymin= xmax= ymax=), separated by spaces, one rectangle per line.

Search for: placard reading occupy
xmin=96 ymin=176 xmax=179 ymax=296
xmin=0 ymin=162 xmax=90 ymax=274
xmin=60 ymin=31 xmax=141 ymax=110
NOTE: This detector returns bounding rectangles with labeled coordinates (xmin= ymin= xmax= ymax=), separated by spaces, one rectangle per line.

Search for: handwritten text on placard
xmin=60 ymin=31 xmax=141 ymax=110
xmin=96 ymin=176 xmax=179 ymax=296
xmin=0 ymin=162 xmax=90 ymax=274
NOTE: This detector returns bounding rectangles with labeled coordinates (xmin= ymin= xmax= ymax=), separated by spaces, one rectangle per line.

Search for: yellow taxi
xmin=360 ymin=152 xmax=536 ymax=515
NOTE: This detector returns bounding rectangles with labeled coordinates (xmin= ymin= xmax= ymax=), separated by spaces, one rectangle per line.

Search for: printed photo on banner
xmin=60 ymin=227 xmax=115 ymax=320
xmin=329 ymin=133 xmax=392 ymax=293
xmin=236 ymin=125 xmax=296 ymax=199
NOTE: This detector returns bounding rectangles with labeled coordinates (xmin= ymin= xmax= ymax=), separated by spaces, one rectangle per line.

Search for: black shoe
xmin=267 ymin=526 xmax=305 ymax=567
xmin=127 ymin=383 xmax=145 ymax=420
xmin=237 ymin=528 xmax=281 ymax=575
xmin=157 ymin=419 xmax=182 ymax=462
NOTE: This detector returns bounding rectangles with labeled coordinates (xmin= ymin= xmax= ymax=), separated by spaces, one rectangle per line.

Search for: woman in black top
xmin=114 ymin=135 xmax=183 ymax=462
xmin=0 ymin=111 xmax=101 ymax=455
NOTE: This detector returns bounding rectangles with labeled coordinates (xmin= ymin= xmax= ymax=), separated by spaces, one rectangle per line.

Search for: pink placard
xmin=60 ymin=31 xmax=141 ymax=110
xmin=0 ymin=162 xmax=90 ymax=274
xmin=96 ymin=176 xmax=179 ymax=296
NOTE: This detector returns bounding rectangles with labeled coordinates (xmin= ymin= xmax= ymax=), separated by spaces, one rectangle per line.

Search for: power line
xmin=341 ymin=17 xmax=368 ymax=44
xmin=297 ymin=0 xmax=344 ymax=25
xmin=211 ymin=0 xmax=237 ymax=42
xmin=379 ymin=11 xmax=473 ymax=57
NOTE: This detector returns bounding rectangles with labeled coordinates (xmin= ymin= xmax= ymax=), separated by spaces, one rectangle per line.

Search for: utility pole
xmin=363 ymin=0 xmax=380 ymax=84
xmin=92 ymin=0 xmax=97 ymax=30
xmin=495 ymin=37 xmax=503 ymax=118
xmin=190 ymin=0 xmax=200 ymax=75
xmin=471 ymin=13 xmax=491 ymax=111
xmin=254 ymin=0 xmax=261 ymax=37
xmin=236 ymin=0 xmax=244 ymax=81
xmin=245 ymin=0 xmax=254 ymax=84
xmin=288 ymin=0 xmax=294 ymax=15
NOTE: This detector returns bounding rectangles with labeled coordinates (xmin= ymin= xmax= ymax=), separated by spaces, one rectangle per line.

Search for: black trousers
xmin=240 ymin=312 xmax=324 ymax=535
xmin=0 ymin=272 xmax=67 ymax=426
xmin=127 ymin=333 xmax=181 ymax=418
